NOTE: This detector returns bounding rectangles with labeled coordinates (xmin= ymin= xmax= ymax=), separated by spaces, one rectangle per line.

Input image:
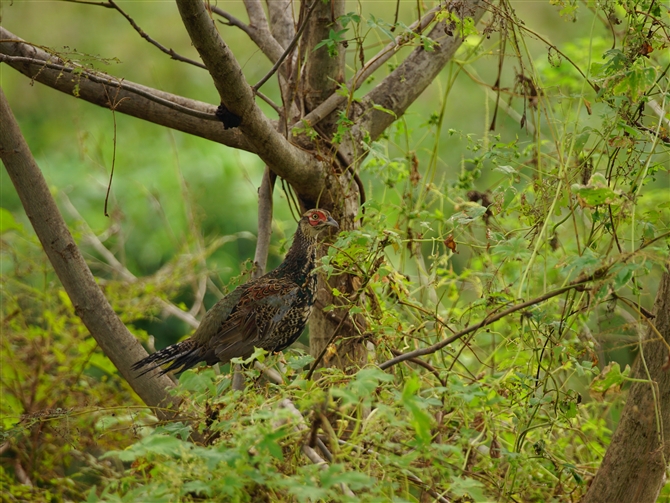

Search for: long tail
xmin=132 ymin=339 xmax=208 ymax=377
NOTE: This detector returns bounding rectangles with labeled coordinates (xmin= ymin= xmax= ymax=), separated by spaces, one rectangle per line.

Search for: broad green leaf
xmin=590 ymin=362 xmax=630 ymax=401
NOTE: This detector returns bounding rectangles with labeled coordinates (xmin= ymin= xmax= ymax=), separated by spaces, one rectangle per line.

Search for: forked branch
xmin=175 ymin=0 xmax=327 ymax=198
xmin=353 ymin=0 xmax=486 ymax=142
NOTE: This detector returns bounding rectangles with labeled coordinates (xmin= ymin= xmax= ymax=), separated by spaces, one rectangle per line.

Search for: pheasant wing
xmin=209 ymin=279 xmax=299 ymax=363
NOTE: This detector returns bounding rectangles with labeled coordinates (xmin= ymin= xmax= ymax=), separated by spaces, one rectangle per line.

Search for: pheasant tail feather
xmin=132 ymin=339 xmax=204 ymax=377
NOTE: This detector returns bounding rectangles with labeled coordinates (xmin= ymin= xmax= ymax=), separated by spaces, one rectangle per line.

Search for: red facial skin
xmin=308 ymin=210 xmax=328 ymax=226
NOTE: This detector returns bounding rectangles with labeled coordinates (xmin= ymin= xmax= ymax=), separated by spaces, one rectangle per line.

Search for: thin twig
xmin=279 ymin=399 xmax=355 ymax=497
xmin=211 ymin=6 xmax=285 ymax=64
xmin=389 ymin=348 xmax=446 ymax=386
xmin=105 ymin=0 xmax=207 ymax=69
xmin=255 ymin=90 xmax=282 ymax=114
xmin=252 ymin=0 xmax=319 ymax=91
xmin=379 ymin=279 xmax=596 ymax=370
xmin=60 ymin=193 xmax=200 ymax=329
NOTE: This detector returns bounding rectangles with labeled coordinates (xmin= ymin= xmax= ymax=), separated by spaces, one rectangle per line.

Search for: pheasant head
xmin=299 ymin=209 xmax=339 ymax=238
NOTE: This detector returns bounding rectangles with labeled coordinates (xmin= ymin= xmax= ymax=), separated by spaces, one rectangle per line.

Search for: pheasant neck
xmin=273 ymin=226 xmax=318 ymax=285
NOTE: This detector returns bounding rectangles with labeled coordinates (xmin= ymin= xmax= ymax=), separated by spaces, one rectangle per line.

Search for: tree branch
xmin=297 ymin=5 xmax=442 ymax=130
xmin=352 ymin=0 xmax=487 ymax=142
xmin=174 ymin=0 xmax=327 ymax=198
xmin=581 ymin=266 xmax=670 ymax=503
xmin=90 ymin=0 xmax=208 ymax=69
xmin=300 ymin=0 xmax=346 ymax=114
xmin=253 ymin=0 xmax=318 ymax=92
xmin=253 ymin=167 xmax=275 ymax=279
xmin=111 ymin=5 xmax=201 ymax=69
xmin=59 ymin=193 xmax=201 ymax=329
xmin=0 ymin=28 xmax=253 ymax=151
xmin=0 ymin=87 xmax=177 ymax=417
xmin=266 ymin=0 xmax=295 ymax=50
xmin=379 ymin=280 xmax=592 ymax=371
xmin=210 ymin=5 xmax=285 ymax=64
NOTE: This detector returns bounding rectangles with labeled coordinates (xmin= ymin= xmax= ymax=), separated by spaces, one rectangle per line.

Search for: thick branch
xmin=266 ymin=0 xmax=295 ymax=49
xmin=581 ymin=267 xmax=670 ymax=503
xmin=297 ymin=5 xmax=442 ymax=130
xmin=301 ymin=0 xmax=346 ymax=114
xmin=0 ymin=87 xmax=177 ymax=417
xmin=352 ymin=0 xmax=486 ymax=142
xmin=252 ymin=167 xmax=275 ymax=278
xmin=175 ymin=0 xmax=326 ymax=197
xmin=0 ymin=28 xmax=253 ymax=151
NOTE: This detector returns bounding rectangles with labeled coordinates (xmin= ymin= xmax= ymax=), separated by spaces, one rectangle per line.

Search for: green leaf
xmin=0 ymin=208 xmax=23 ymax=233
xmin=320 ymin=464 xmax=375 ymax=490
xmin=178 ymin=368 xmax=218 ymax=395
xmin=573 ymin=186 xmax=620 ymax=207
xmin=494 ymin=165 xmax=517 ymax=176
xmin=401 ymin=376 xmax=433 ymax=444
xmin=572 ymin=173 xmax=621 ymax=207
xmin=372 ymin=104 xmax=397 ymax=118
xmin=181 ymin=480 xmax=213 ymax=497
xmin=612 ymin=65 xmax=657 ymax=101
xmin=103 ymin=434 xmax=188 ymax=462
xmin=613 ymin=262 xmax=642 ymax=290
xmin=257 ymin=429 xmax=286 ymax=461
xmin=590 ymin=362 xmax=630 ymax=400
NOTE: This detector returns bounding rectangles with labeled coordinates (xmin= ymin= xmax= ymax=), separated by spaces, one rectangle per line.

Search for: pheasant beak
xmin=325 ymin=216 xmax=339 ymax=230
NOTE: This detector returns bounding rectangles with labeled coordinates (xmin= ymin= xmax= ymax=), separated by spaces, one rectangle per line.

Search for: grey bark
xmin=0 ymin=28 xmax=251 ymax=152
xmin=301 ymin=0 xmax=346 ymax=117
xmin=174 ymin=0 xmax=327 ymax=198
xmin=210 ymin=6 xmax=286 ymax=64
xmin=350 ymin=0 xmax=486 ymax=143
xmin=581 ymin=267 xmax=670 ymax=503
xmin=266 ymin=0 xmax=295 ymax=49
xmin=0 ymin=87 xmax=177 ymax=418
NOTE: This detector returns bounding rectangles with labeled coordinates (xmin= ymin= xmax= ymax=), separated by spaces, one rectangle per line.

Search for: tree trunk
xmin=581 ymin=266 xmax=670 ymax=503
xmin=0 ymin=87 xmax=177 ymax=418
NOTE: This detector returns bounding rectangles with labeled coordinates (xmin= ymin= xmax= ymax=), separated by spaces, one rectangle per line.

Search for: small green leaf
xmin=0 ymin=208 xmax=23 ymax=233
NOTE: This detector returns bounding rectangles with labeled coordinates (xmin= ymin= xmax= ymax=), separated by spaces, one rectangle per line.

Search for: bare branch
xmin=243 ymin=0 xmax=270 ymax=32
xmin=266 ymin=0 xmax=295 ymax=49
xmin=174 ymin=0 xmax=327 ymax=198
xmin=297 ymin=5 xmax=442 ymax=130
xmin=253 ymin=0 xmax=318 ymax=91
xmin=210 ymin=6 xmax=285 ymax=63
xmin=279 ymin=399 xmax=356 ymax=497
xmin=0 ymin=87 xmax=177 ymax=416
xmin=106 ymin=0 xmax=207 ymax=68
xmin=253 ymin=167 xmax=275 ymax=279
xmin=59 ymin=193 xmax=201 ymax=329
xmin=353 ymin=0 xmax=487 ymax=142
xmin=379 ymin=279 xmax=592 ymax=371
xmin=0 ymin=28 xmax=253 ymax=151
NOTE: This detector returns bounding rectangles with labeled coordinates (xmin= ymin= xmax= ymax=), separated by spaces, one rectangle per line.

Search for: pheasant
xmin=132 ymin=209 xmax=339 ymax=377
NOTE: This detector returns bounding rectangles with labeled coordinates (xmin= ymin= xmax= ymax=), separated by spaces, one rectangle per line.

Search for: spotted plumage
xmin=132 ymin=209 xmax=339 ymax=376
